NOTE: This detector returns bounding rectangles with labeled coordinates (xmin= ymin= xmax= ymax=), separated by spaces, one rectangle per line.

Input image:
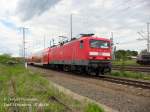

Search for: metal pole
xmin=114 ymin=46 xmax=116 ymax=60
xmin=22 ymin=27 xmax=27 ymax=68
xmin=50 ymin=40 xmax=51 ymax=47
xmin=23 ymin=28 xmax=25 ymax=58
xmin=52 ymin=39 xmax=54 ymax=46
xmin=111 ymin=32 xmax=115 ymax=60
xmin=44 ymin=36 xmax=46 ymax=49
xmin=147 ymin=23 xmax=150 ymax=52
xmin=70 ymin=14 xmax=73 ymax=40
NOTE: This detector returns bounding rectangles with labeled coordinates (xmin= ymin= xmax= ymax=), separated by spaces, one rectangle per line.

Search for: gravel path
xmin=29 ymin=66 xmax=150 ymax=112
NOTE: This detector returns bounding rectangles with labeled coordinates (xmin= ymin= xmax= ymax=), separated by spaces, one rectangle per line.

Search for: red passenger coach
xmin=28 ymin=34 xmax=112 ymax=75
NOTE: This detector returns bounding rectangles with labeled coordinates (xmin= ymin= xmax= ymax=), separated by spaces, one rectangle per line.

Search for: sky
xmin=0 ymin=0 xmax=150 ymax=56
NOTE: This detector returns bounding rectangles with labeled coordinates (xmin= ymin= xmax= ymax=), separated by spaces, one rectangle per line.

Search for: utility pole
xmin=137 ymin=22 xmax=150 ymax=53
xmin=111 ymin=32 xmax=113 ymax=42
xmin=147 ymin=22 xmax=150 ymax=52
xmin=20 ymin=27 xmax=28 ymax=68
xmin=23 ymin=28 xmax=25 ymax=59
xmin=70 ymin=14 xmax=73 ymax=40
xmin=44 ymin=36 xmax=46 ymax=49
xmin=52 ymin=38 xmax=55 ymax=46
xmin=50 ymin=40 xmax=51 ymax=47
xmin=110 ymin=32 xmax=115 ymax=60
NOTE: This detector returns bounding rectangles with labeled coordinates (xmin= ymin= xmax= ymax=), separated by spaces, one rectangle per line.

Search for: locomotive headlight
xmin=89 ymin=52 xmax=110 ymax=56
xmin=101 ymin=52 xmax=110 ymax=56
xmin=89 ymin=52 xmax=99 ymax=56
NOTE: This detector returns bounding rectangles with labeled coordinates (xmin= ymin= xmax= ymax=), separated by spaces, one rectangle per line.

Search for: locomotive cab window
xmin=80 ymin=40 xmax=84 ymax=48
xmin=90 ymin=39 xmax=110 ymax=48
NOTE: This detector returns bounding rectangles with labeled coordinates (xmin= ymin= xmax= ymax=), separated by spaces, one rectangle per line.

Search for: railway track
xmin=30 ymin=65 xmax=150 ymax=90
xmin=29 ymin=65 xmax=150 ymax=112
xmin=112 ymin=65 xmax=150 ymax=72
xmin=100 ymin=76 xmax=150 ymax=89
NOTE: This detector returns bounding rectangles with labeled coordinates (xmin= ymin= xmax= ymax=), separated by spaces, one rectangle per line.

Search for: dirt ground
xmin=29 ymin=66 xmax=150 ymax=112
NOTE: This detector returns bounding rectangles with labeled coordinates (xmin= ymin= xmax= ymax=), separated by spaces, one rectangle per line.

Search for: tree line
xmin=115 ymin=50 xmax=138 ymax=60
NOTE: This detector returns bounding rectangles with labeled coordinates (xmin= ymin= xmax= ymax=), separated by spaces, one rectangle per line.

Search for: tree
xmin=115 ymin=50 xmax=128 ymax=60
xmin=115 ymin=50 xmax=138 ymax=60
xmin=0 ymin=54 xmax=12 ymax=64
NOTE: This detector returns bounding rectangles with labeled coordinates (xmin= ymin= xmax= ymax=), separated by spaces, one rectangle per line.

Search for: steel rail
xmin=100 ymin=76 xmax=150 ymax=89
xmin=30 ymin=65 xmax=150 ymax=89
xmin=112 ymin=65 xmax=150 ymax=72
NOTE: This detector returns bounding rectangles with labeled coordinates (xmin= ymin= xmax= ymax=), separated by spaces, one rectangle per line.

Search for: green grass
xmin=112 ymin=60 xmax=138 ymax=66
xmin=84 ymin=103 xmax=104 ymax=112
xmin=0 ymin=64 xmax=104 ymax=112
xmin=112 ymin=59 xmax=150 ymax=80
xmin=111 ymin=71 xmax=150 ymax=80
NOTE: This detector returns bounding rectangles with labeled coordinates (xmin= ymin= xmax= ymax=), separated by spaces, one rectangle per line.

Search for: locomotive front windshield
xmin=90 ymin=39 xmax=110 ymax=48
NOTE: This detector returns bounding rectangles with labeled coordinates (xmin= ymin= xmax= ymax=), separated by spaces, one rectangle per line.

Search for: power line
xmin=137 ymin=22 xmax=150 ymax=52
xmin=85 ymin=0 xmax=148 ymax=30
xmin=119 ymin=40 xmax=144 ymax=45
xmin=88 ymin=0 xmax=143 ymax=23
xmin=137 ymin=32 xmax=146 ymax=39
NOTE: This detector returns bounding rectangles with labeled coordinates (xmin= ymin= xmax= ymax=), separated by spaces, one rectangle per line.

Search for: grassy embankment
xmin=111 ymin=71 xmax=150 ymax=80
xmin=0 ymin=64 xmax=104 ymax=112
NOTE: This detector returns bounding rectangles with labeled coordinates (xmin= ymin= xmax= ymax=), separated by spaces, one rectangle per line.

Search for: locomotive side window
xmin=80 ymin=40 xmax=84 ymax=48
xmin=90 ymin=39 xmax=110 ymax=48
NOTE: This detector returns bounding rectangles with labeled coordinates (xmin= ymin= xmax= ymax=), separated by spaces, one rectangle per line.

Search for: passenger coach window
xmin=80 ymin=40 xmax=83 ymax=48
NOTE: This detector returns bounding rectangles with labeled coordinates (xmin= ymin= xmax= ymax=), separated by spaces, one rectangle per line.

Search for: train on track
xmin=136 ymin=53 xmax=150 ymax=65
xmin=27 ymin=34 xmax=112 ymax=75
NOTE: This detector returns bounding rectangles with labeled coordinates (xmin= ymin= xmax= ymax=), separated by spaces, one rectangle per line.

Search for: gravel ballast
xmin=29 ymin=66 xmax=150 ymax=112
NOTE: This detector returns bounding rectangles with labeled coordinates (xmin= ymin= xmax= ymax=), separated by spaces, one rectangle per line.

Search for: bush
xmin=0 ymin=54 xmax=20 ymax=64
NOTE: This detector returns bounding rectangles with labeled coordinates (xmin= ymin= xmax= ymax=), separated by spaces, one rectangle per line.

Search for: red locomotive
xmin=28 ymin=34 xmax=112 ymax=75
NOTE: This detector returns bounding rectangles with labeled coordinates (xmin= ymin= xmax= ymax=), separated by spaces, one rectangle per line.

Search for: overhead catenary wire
xmin=76 ymin=0 xmax=149 ymax=32
xmin=137 ymin=23 xmax=150 ymax=52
